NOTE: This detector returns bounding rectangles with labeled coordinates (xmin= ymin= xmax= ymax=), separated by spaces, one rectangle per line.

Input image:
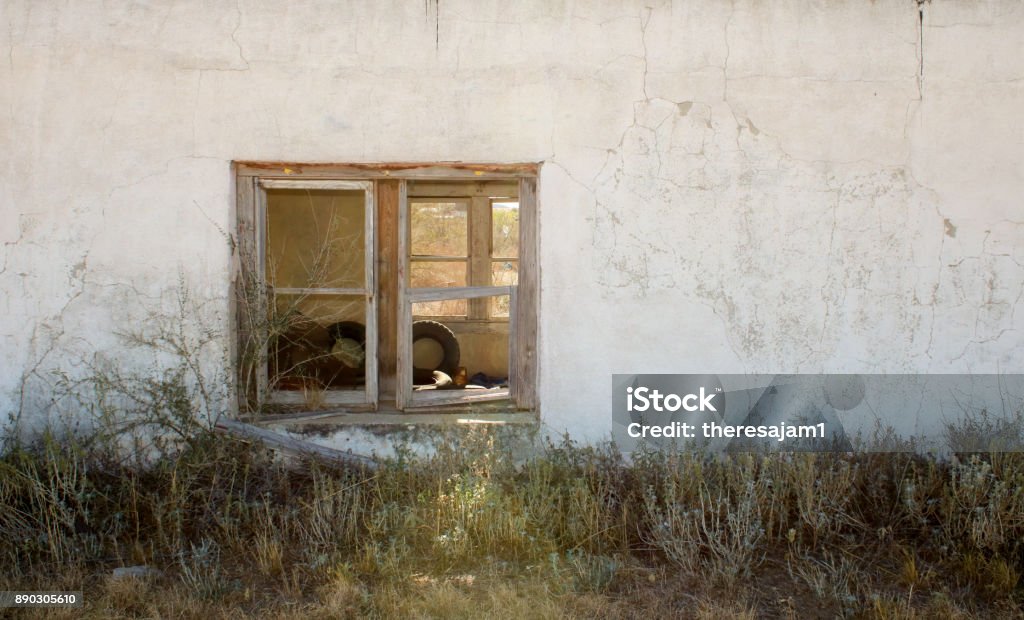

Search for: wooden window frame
xmin=488 ymin=197 xmax=520 ymax=320
xmin=233 ymin=162 xmax=539 ymax=416
xmin=249 ymin=178 xmax=377 ymax=409
xmin=408 ymin=197 xmax=471 ymax=319
xmin=406 ymin=183 xmax=520 ymax=322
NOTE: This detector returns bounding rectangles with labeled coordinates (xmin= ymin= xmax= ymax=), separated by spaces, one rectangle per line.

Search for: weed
xmin=3 ymin=399 xmax=1024 ymax=616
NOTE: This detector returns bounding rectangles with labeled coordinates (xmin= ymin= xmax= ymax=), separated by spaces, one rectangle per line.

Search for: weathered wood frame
xmin=408 ymin=197 xmax=471 ymax=318
xmin=512 ymin=177 xmax=538 ymax=409
xmin=397 ymin=286 xmax=515 ymax=409
xmin=405 ymin=181 xmax=519 ymax=322
xmin=468 ymin=195 xmax=492 ymax=320
xmin=397 ymin=176 xmax=538 ymax=411
xmin=488 ymin=196 xmax=520 ymax=320
xmin=234 ymin=162 xmax=539 ymax=417
xmin=236 ymin=162 xmax=536 ymax=179
xmin=255 ymin=178 xmax=378 ymax=408
xmin=232 ymin=173 xmax=259 ymax=412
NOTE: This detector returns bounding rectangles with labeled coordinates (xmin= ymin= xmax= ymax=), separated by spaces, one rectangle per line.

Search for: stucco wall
xmin=2 ymin=1 xmax=1022 ymax=443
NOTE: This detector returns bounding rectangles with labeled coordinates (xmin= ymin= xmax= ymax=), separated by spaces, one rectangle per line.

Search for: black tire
xmin=329 ymin=321 xmax=366 ymax=344
xmin=327 ymin=321 xmax=366 ymax=369
xmin=412 ymin=320 xmax=460 ymax=378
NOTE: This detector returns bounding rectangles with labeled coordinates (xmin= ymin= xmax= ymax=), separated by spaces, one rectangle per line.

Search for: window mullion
xmin=468 ymin=195 xmax=491 ymax=320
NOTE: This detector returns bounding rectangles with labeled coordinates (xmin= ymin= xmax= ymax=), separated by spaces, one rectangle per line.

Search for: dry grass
xmin=2 ymin=420 xmax=1024 ymax=618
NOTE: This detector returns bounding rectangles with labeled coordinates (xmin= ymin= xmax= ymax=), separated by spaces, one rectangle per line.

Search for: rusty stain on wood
xmin=236 ymin=161 xmax=540 ymax=177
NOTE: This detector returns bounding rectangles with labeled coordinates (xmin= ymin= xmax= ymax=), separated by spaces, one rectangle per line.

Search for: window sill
xmin=238 ymin=408 xmax=538 ymax=428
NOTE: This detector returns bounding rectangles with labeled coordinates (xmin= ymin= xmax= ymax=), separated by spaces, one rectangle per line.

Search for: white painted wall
xmin=2 ymin=1 xmax=1022 ymax=443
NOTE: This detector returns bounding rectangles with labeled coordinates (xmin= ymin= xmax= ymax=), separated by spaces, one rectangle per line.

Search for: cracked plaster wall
xmin=1 ymin=0 xmax=1022 ymax=442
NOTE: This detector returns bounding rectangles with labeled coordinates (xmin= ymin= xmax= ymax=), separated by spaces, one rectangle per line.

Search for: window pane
xmin=490 ymin=260 xmax=518 ymax=317
xmin=268 ymin=293 xmax=367 ymax=391
xmin=410 ymin=260 xmax=467 ymax=315
xmin=410 ymin=300 xmax=510 ymax=388
xmin=411 ymin=201 xmax=468 ymax=256
xmin=266 ymin=189 xmax=365 ymax=289
xmin=491 ymin=201 xmax=519 ymax=258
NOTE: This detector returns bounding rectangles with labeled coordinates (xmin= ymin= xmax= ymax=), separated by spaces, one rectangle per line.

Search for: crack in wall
xmin=231 ymin=0 xmax=249 ymax=70
xmin=425 ymin=0 xmax=440 ymax=50
xmin=639 ymin=6 xmax=652 ymax=99
xmin=916 ymin=0 xmax=927 ymax=100
xmin=16 ymin=241 xmax=91 ymax=423
xmin=559 ymin=1 xmax=978 ymax=371
xmin=4 ymin=0 xmax=1023 ymax=420
xmin=723 ymin=0 xmax=735 ymax=104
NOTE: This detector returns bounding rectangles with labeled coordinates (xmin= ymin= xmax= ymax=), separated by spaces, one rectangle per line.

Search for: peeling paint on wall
xmin=1 ymin=0 xmax=1022 ymax=443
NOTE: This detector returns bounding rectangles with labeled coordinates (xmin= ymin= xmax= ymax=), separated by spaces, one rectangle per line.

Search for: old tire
xmin=327 ymin=321 xmax=366 ymax=369
xmin=412 ymin=320 xmax=460 ymax=380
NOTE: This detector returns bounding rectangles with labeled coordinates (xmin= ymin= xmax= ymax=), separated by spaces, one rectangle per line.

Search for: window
xmin=490 ymin=200 xmax=520 ymax=317
xmin=409 ymin=200 xmax=470 ymax=316
xmin=233 ymin=163 xmax=538 ymax=416
xmin=407 ymin=187 xmax=519 ymax=320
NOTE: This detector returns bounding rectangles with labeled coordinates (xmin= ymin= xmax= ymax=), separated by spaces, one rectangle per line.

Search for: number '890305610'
xmin=0 ymin=591 xmax=82 ymax=607
xmin=17 ymin=593 xmax=75 ymax=604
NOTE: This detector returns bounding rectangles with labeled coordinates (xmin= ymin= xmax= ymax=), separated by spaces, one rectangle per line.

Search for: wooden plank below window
xmin=215 ymin=418 xmax=378 ymax=470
